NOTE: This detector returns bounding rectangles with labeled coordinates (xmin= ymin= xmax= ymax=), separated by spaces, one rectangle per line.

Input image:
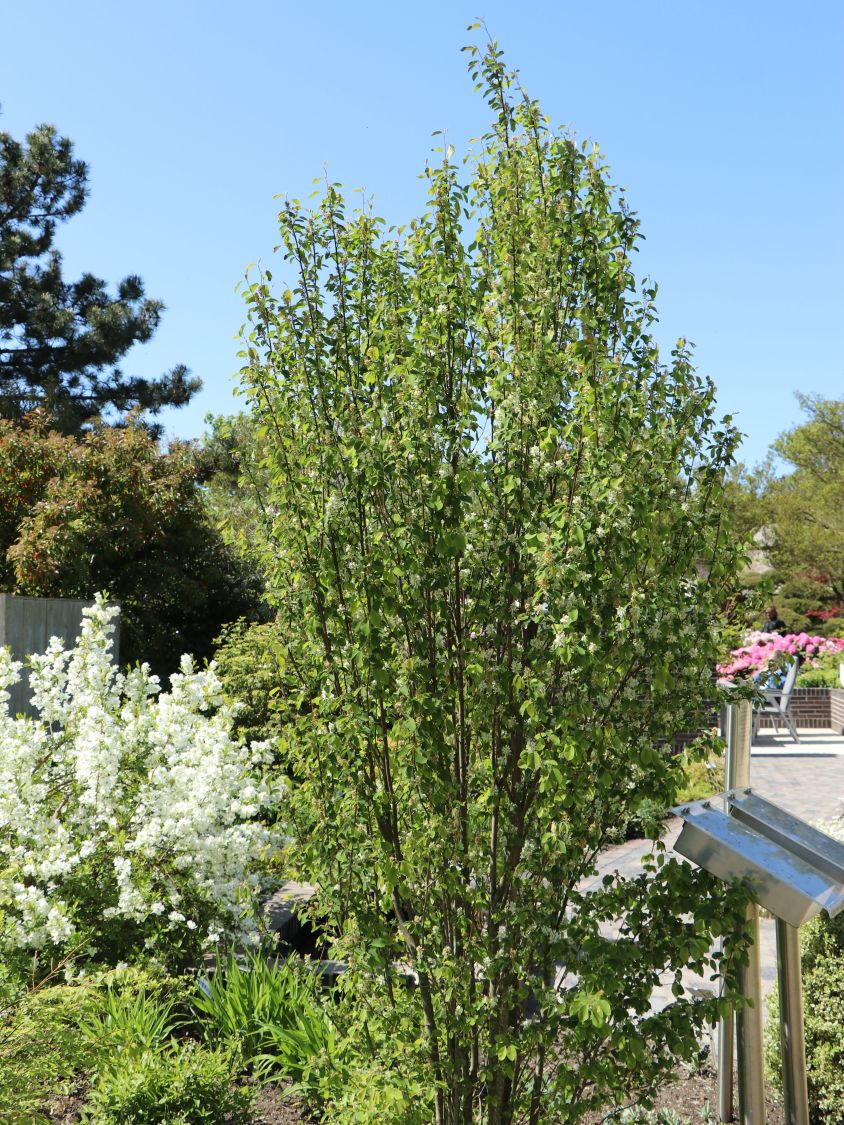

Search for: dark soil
xmin=251 ymin=1080 xmax=313 ymax=1124
xmin=611 ymin=1065 xmax=785 ymax=1123
xmin=43 ymin=1081 xmax=87 ymax=1124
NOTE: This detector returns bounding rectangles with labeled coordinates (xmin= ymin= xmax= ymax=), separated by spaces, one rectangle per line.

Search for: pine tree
xmin=0 ymin=118 xmax=200 ymax=433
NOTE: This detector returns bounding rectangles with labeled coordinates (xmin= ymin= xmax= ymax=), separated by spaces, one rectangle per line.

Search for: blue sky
xmin=2 ymin=0 xmax=842 ymax=468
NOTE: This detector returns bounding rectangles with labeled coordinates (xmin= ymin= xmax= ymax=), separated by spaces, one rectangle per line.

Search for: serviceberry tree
xmin=237 ymin=39 xmax=750 ymax=1125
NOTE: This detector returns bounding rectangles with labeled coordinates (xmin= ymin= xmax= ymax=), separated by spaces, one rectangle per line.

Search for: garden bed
xmin=579 ymin=1065 xmax=784 ymax=1123
xmin=40 ymin=1062 xmax=787 ymax=1125
xmin=44 ymin=1079 xmax=313 ymax=1124
xmin=625 ymin=1066 xmax=783 ymax=1123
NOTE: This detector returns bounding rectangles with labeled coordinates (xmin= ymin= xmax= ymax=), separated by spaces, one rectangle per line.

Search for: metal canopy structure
xmin=672 ymin=699 xmax=844 ymax=1125
xmin=674 ymin=790 xmax=844 ymax=928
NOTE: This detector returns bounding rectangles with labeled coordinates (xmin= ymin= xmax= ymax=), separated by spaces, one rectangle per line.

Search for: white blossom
xmin=0 ymin=595 xmax=282 ymax=955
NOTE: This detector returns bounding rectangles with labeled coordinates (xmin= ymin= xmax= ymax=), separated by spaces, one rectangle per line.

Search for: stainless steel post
xmin=718 ymin=700 xmax=754 ymax=1121
xmin=725 ymin=699 xmax=753 ymax=791
xmin=718 ymin=975 xmax=735 ymax=1123
xmin=776 ymin=918 xmax=809 ymax=1125
xmin=736 ymin=901 xmax=766 ymax=1124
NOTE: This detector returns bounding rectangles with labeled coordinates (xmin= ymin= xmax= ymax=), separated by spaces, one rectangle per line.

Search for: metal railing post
xmin=776 ymin=918 xmax=810 ymax=1125
xmin=717 ymin=982 xmax=735 ymax=1123
xmin=725 ymin=698 xmax=753 ymax=791
xmin=736 ymin=900 xmax=766 ymax=1124
xmin=718 ymin=700 xmax=754 ymax=1122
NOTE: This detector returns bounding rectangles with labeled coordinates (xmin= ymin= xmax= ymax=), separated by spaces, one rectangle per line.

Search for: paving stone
xmin=262 ymin=879 xmax=318 ymax=947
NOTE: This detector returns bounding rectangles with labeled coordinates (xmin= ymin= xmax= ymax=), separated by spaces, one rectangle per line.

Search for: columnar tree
xmin=0 ymin=119 xmax=199 ymax=433
xmin=237 ymin=42 xmax=749 ymax=1124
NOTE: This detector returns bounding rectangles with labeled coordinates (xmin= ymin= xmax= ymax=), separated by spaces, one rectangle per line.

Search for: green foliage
xmin=0 ymin=118 xmax=199 ymax=434
xmin=777 ymin=574 xmax=831 ymax=605
xmin=767 ymin=395 xmax=844 ymax=604
xmin=606 ymin=1109 xmax=709 ymax=1124
xmin=194 ymin=950 xmax=304 ymax=1060
xmin=81 ymin=983 xmax=182 ymax=1073
xmin=0 ymin=974 xmax=101 ymax=1123
xmin=676 ymin=746 xmax=724 ymax=805
xmin=814 ymin=617 xmax=844 ymax=639
xmin=0 ymin=956 xmax=26 ymax=1019
xmin=724 ymin=397 xmax=844 ymax=621
xmin=796 ymin=650 xmax=844 ymax=688
xmin=779 ymin=610 xmax=813 ymax=635
xmin=237 ymin=38 xmax=751 ymax=1124
xmin=772 ymin=572 xmax=839 ymax=636
xmin=722 ymin=462 xmax=770 ymax=545
xmin=82 ymin=1041 xmax=254 ymax=1125
xmin=765 ymin=910 xmax=844 ymax=1122
xmin=250 ymin=995 xmax=339 ymax=1102
xmin=213 ymin=619 xmax=291 ymax=747
xmin=0 ymin=964 xmax=255 ymax=1124
xmin=322 ymin=980 xmax=436 ymax=1124
xmin=194 ymin=951 xmax=338 ymax=1101
xmin=0 ymin=413 xmax=265 ymax=677
xmin=201 ymin=412 xmax=269 ymax=565
xmin=611 ymin=734 xmax=723 ymax=842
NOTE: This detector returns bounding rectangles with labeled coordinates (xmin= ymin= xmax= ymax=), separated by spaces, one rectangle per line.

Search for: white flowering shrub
xmin=0 ymin=597 xmax=280 ymax=970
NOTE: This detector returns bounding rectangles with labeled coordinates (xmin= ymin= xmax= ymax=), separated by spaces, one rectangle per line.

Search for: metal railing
xmin=674 ymin=699 xmax=844 ymax=1125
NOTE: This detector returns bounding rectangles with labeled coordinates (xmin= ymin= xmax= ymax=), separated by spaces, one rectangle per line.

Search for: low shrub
xmin=676 ymin=748 xmax=724 ymax=805
xmin=815 ymin=618 xmax=844 ymax=640
xmin=0 ymin=597 xmax=281 ymax=974
xmin=0 ymin=975 xmax=101 ymax=1122
xmin=795 ymin=667 xmax=841 ymax=688
xmin=82 ymin=1041 xmax=254 ymax=1125
xmin=776 ymin=574 xmax=841 ymax=638
xmin=0 ymin=962 xmax=259 ymax=1123
xmin=319 ymin=981 xmax=434 ymax=1125
xmin=795 ymin=650 xmax=844 ymax=688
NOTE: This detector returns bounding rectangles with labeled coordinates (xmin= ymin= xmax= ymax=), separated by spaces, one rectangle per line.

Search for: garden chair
xmin=751 ymin=655 xmax=800 ymax=744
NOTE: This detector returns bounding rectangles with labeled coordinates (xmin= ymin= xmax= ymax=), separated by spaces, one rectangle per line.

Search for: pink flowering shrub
xmin=718 ymin=632 xmax=844 ymax=680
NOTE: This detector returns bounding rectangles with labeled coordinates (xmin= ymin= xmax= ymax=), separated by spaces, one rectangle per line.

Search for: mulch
xmin=626 ymin=1065 xmax=785 ymax=1123
xmin=252 ymin=1081 xmax=314 ymax=1125
xmin=252 ymin=1073 xmax=785 ymax=1124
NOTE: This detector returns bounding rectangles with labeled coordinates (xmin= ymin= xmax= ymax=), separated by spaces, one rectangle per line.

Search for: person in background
xmin=761 ymin=605 xmax=787 ymax=634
